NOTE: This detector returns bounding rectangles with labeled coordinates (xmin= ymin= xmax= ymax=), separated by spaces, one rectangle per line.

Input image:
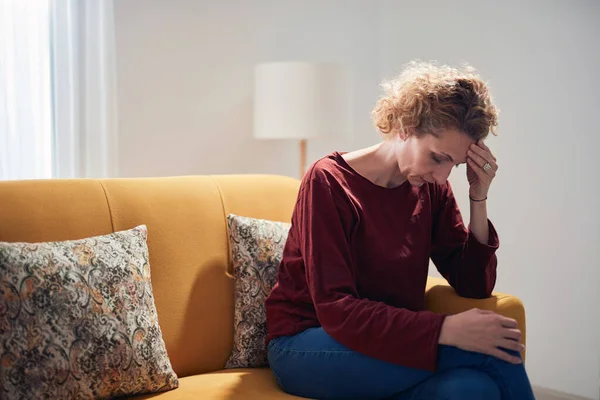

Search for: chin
xmin=408 ymin=177 xmax=424 ymax=187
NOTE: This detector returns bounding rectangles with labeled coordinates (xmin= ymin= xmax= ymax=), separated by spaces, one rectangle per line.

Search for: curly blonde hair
xmin=371 ymin=61 xmax=499 ymax=141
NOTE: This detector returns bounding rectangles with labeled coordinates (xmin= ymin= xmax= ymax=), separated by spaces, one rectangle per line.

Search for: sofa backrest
xmin=0 ymin=174 xmax=300 ymax=378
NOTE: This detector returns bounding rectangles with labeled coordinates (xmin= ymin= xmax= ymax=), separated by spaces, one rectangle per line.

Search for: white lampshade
xmin=253 ymin=62 xmax=351 ymax=140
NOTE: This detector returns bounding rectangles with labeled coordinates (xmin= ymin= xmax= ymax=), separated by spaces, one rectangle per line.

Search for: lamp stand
xmin=299 ymin=139 xmax=307 ymax=179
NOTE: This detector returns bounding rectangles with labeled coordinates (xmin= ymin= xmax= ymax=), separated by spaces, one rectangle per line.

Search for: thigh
xmin=393 ymin=368 xmax=501 ymax=400
xmin=268 ymin=327 xmax=432 ymax=400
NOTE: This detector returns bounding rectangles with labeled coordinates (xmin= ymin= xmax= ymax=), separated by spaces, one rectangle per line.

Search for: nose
xmin=433 ymin=164 xmax=453 ymax=185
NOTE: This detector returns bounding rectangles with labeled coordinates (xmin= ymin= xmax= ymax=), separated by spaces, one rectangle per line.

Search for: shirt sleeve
xmin=296 ymin=176 xmax=446 ymax=371
xmin=430 ymin=181 xmax=499 ymax=299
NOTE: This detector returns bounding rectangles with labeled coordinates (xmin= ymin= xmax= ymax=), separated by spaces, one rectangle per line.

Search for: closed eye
xmin=432 ymin=152 xmax=461 ymax=168
xmin=431 ymin=153 xmax=442 ymax=164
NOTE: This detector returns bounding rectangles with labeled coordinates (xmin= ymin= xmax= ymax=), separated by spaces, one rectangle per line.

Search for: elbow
xmin=455 ymin=258 xmax=497 ymax=299
xmin=455 ymin=276 xmax=495 ymax=299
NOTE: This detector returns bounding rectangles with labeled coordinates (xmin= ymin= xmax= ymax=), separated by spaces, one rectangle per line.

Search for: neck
xmin=344 ymin=138 xmax=407 ymax=188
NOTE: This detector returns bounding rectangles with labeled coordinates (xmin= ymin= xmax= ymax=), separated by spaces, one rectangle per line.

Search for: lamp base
xmin=299 ymin=139 xmax=307 ymax=179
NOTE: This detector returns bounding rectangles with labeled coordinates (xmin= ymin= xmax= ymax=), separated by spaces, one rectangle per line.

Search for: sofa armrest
xmin=425 ymin=276 xmax=527 ymax=360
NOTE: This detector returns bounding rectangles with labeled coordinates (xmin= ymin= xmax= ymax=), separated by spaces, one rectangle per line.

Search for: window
xmin=0 ymin=0 xmax=118 ymax=181
xmin=0 ymin=0 xmax=53 ymax=180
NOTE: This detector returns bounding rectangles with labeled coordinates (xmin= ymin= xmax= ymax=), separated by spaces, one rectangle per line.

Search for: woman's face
xmin=396 ymin=128 xmax=475 ymax=187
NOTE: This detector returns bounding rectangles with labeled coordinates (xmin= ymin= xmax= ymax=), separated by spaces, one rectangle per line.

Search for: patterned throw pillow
xmin=0 ymin=226 xmax=178 ymax=399
xmin=225 ymin=214 xmax=290 ymax=369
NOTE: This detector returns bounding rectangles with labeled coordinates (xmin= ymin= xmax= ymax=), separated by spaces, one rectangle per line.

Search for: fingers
xmin=471 ymin=140 xmax=497 ymax=161
xmin=489 ymin=347 xmax=523 ymax=364
xmin=476 ymin=309 xmax=518 ymax=329
xmin=476 ymin=140 xmax=497 ymax=161
xmin=503 ymin=328 xmax=522 ymax=342
xmin=470 ymin=145 xmax=497 ymax=167
xmin=467 ymin=158 xmax=493 ymax=180
xmin=468 ymin=146 xmax=498 ymax=172
xmin=499 ymin=338 xmax=525 ymax=352
xmin=497 ymin=315 xmax=518 ymax=329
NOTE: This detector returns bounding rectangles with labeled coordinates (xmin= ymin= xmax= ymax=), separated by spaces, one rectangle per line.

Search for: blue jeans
xmin=267 ymin=327 xmax=535 ymax=400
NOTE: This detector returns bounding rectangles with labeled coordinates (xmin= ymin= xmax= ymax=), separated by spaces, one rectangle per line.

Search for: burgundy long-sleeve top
xmin=265 ymin=151 xmax=499 ymax=371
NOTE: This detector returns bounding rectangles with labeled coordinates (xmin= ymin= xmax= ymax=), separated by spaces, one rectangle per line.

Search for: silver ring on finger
xmin=483 ymin=162 xmax=492 ymax=172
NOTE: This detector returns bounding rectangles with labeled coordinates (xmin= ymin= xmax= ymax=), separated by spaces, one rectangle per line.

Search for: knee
xmin=440 ymin=369 xmax=500 ymax=400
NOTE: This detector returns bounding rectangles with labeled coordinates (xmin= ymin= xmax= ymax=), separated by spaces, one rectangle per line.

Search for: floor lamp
xmin=253 ymin=62 xmax=350 ymax=179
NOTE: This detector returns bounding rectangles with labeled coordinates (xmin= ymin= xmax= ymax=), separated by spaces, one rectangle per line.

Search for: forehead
xmin=429 ymin=128 xmax=474 ymax=161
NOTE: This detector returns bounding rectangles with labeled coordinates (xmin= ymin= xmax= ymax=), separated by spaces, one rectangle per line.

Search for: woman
xmin=264 ymin=61 xmax=535 ymax=400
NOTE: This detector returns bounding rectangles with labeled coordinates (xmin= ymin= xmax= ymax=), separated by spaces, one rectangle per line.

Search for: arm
xmin=298 ymin=176 xmax=445 ymax=371
xmin=430 ymin=181 xmax=499 ymax=299
xmin=469 ymin=198 xmax=489 ymax=245
xmin=466 ymin=139 xmax=499 ymax=246
xmin=431 ymin=143 xmax=524 ymax=365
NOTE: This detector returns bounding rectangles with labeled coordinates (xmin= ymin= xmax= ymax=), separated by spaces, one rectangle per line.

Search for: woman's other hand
xmin=438 ymin=308 xmax=524 ymax=364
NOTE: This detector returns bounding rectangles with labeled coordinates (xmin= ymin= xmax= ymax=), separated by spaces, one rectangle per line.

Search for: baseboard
xmin=533 ymin=385 xmax=594 ymax=400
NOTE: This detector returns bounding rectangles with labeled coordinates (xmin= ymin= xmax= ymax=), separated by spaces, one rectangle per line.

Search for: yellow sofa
xmin=0 ymin=175 xmax=526 ymax=400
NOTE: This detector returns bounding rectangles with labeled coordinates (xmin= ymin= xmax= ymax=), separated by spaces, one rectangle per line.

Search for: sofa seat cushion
xmin=127 ymin=368 xmax=308 ymax=399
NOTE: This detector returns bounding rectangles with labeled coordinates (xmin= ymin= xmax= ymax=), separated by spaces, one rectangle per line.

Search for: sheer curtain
xmin=0 ymin=0 xmax=118 ymax=181
xmin=51 ymin=0 xmax=119 ymax=179
xmin=0 ymin=0 xmax=53 ymax=180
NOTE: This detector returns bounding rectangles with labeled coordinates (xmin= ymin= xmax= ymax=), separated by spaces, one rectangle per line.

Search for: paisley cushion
xmin=0 ymin=225 xmax=178 ymax=399
xmin=224 ymin=214 xmax=290 ymax=369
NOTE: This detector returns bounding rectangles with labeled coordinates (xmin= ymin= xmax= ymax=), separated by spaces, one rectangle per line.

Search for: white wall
xmin=114 ymin=1 xmax=600 ymax=398
xmin=380 ymin=1 xmax=600 ymax=398
xmin=114 ymin=0 xmax=379 ymax=179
